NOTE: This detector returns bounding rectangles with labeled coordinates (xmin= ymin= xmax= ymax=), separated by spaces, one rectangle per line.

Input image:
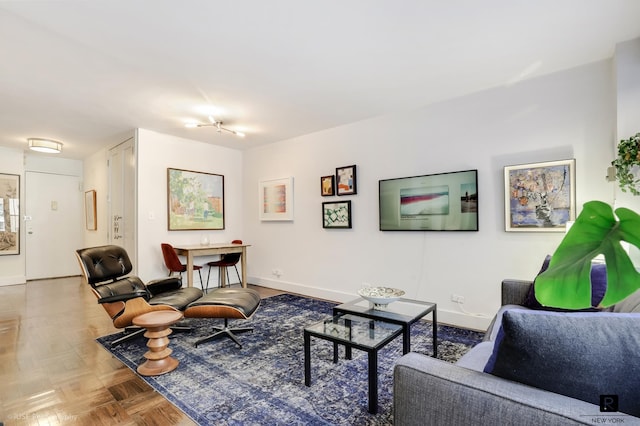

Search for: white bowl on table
xmin=357 ymin=287 xmax=405 ymax=310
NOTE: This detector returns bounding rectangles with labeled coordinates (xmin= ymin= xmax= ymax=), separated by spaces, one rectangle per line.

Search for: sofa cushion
xmin=523 ymin=255 xmax=606 ymax=311
xmin=483 ymin=309 xmax=640 ymax=417
xmin=455 ymin=341 xmax=494 ymax=372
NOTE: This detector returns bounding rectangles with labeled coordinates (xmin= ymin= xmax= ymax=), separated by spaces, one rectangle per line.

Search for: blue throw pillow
xmin=484 ymin=310 xmax=640 ymax=417
xmin=523 ymin=255 xmax=607 ymax=310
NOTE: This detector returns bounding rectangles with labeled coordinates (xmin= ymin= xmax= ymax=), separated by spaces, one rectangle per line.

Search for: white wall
xmin=243 ymin=59 xmax=616 ymax=329
xmin=0 ymin=147 xmax=25 ymax=285
xmin=613 ymin=37 xmax=640 ymax=262
xmin=82 ymin=147 xmax=110 ymax=247
xmin=615 ymin=38 xmax=640 ymax=143
xmin=136 ymin=129 xmax=244 ymax=286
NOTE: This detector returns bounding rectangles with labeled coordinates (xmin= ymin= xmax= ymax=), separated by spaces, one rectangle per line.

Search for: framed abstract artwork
xmin=321 ymin=175 xmax=335 ymax=196
xmin=0 ymin=173 xmax=20 ymax=255
xmin=259 ymin=177 xmax=294 ymax=221
xmin=504 ymin=159 xmax=576 ymax=232
xmin=323 ymin=200 xmax=352 ymax=229
xmin=167 ymin=168 xmax=225 ymax=230
xmin=336 ymin=165 xmax=357 ymax=195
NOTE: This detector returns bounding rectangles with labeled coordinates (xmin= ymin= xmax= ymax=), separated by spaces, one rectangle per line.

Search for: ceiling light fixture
xmin=186 ymin=116 xmax=245 ymax=137
xmin=28 ymin=138 xmax=63 ymax=153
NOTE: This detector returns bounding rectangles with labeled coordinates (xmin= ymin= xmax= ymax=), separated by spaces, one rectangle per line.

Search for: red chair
xmin=161 ymin=243 xmax=204 ymax=288
xmin=206 ymin=239 xmax=242 ymax=291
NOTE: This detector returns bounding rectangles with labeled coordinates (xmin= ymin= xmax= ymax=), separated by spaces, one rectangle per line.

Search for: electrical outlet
xmin=451 ymin=294 xmax=465 ymax=304
xmin=272 ymin=269 xmax=283 ymax=278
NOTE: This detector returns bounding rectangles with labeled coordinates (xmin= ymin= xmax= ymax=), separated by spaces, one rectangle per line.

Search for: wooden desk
xmin=173 ymin=243 xmax=251 ymax=288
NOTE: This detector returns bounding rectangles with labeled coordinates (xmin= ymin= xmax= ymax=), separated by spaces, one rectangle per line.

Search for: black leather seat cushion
xmin=185 ymin=288 xmax=261 ymax=319
xmin=149 ymin=287 xmax=204 ymax=310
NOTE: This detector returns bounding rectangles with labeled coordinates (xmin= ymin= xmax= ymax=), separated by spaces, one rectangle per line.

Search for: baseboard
xmin=250 ymin=276 xmax=492 ymax=332
xmin=0 ymin=275 xmax=27 ymax=286
xmin=436 ymin=308 xmax=491 ymax=332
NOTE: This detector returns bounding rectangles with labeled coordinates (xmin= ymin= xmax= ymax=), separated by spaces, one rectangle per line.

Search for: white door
xmin=109 ymin=137 xmax=137 ymax=269
xmin=25 ymin=172 xmax=83 ymax=279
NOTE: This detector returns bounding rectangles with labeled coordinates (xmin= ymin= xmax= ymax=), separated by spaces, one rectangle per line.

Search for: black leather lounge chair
xmin=77 ymin=244 xmax=262 ymax=349
xmin=76 ymin=245 xmax=203 ymax=346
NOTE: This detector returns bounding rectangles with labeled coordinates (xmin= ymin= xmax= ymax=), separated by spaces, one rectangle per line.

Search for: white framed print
xmin=259 ymin=177 xmax=294 ymax=221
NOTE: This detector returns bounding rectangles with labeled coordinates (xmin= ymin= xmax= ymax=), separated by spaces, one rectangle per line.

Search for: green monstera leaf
xmin=535 ymin=200 xmax=640 ymax=309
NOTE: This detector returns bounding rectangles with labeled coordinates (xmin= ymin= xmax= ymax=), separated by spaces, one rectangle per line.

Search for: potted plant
xmin=611 ymin=132 xmax=640 ymax=195
xmin=535 ymin=200 xmax=640 ymax=309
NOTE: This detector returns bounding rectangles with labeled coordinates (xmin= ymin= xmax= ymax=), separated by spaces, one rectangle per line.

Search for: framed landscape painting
xmin=167 ymin=168 xmax=225 ymax=230
xmin=504 ymin=159 xmax=575 ymax=232
xmin=0 ymin=173 xmax=20 ymax=255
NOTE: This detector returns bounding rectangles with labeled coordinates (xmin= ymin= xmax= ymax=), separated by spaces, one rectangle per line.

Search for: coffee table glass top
xmin=336 ymin=298 xmax=435 ymax=322
xmin=305 ymin=314 xmax=402 ymax=348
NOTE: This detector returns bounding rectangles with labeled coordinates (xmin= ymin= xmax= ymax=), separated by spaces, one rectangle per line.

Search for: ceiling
xmin=1 ymin=1 xmax=640 ymax=160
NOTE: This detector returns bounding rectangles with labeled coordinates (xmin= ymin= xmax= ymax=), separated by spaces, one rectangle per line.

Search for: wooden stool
xmin=132 ymin=310 xmax=183 ymax=376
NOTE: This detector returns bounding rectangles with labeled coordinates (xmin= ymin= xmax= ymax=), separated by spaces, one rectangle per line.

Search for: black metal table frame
xmin=304 ymin=315 xmax=403 ymax=414
xmin=333 ymin=298 xmax=438 ymax=358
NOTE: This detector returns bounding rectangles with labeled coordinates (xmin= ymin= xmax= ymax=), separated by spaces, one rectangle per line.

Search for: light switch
xmin=51 ymin=201 xmax=58 ymax=211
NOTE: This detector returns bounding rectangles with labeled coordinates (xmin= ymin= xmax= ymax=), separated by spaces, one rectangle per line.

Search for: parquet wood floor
xmin=0 ymin=276 xmax=284 ymax=425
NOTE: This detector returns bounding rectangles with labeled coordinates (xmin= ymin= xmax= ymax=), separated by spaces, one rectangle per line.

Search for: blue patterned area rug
xmin=97 ymin=294 xmax=484 ymax=425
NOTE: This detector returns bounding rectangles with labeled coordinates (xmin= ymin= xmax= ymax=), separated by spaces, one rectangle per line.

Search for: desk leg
xmin=220 ymin=266 xmax=227 ymax=287
xmin=368 ymin=350 xmax=378 ymax=414
xmin=241 ymin=247 xmax=247 ymax=288
xmin=186 ymin=252 xmax=194 ymax=288
xmin=304 ymin=331 xmax=311 ymax=386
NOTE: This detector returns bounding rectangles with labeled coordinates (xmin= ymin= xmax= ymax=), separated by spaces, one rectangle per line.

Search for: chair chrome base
xmin=194 ymin=318 xmax=253 ymax=348
xmin=111 ymin=327 xmax=147 ymax=347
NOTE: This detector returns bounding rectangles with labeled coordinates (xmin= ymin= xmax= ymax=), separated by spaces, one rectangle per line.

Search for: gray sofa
xmin=393 ymin=279 xmax=640 ymax=426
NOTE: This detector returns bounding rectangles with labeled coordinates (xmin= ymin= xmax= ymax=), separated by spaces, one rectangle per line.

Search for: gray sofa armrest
xmin=502 ymin=279 xmax=532 ymax=306
xmin=481 ymin=279 xmax=533 ymax=341
xmin=394 ymin=353 xmax=600 ymax=426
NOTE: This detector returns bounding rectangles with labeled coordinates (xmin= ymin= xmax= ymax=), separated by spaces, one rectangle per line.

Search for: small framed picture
xmin=323 ymin=200 xmax=352 ymax=229
xmin=259 ymin=177 xmax=294 ymax=221
xmin=336 ymin=165 xmax=357 ymax=195
xmin=321 ymin=175 xmax=335 ymax=196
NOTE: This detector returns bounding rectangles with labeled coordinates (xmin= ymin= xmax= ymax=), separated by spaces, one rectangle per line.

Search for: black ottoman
xmin=184 ymin=288 xmax=261 ymax=348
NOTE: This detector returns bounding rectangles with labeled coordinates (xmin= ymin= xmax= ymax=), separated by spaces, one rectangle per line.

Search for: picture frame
xmin=167 ymin=168 xmax=225 ymax=230
xmin=320 ymin=175 xmax=335 ymax=196
xmin=323 ymin=200 xmax=352 ymax=229
xmin=379 ymin=169 xmax=478 ymax=231
xmin=84 ymin=190 xmax=97 ymax=230
xmin=259 ymin=177 xmax=294 ymax=221
xmin=0 ymin=173 xmax=20 ymax=255
xmin=504 ymin=159 xmax=576 ymax=232
xmin=336 ymin=165 xmax=357 ymax=196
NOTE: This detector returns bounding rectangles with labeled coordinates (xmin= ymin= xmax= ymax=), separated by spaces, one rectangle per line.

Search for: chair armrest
xmin=93 ymin=276 xmax=150 ymax=304
xmin=146 ymin=277 xmax=183 ymax=296
xmin=501 ymin=279 xmax=532 ymax=306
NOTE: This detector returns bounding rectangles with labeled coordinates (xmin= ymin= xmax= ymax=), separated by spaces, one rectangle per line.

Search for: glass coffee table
xmin=333 ymin=297 xmax=437 ymax=357
xmin=304 ymin=314 xmax=403 ymax=414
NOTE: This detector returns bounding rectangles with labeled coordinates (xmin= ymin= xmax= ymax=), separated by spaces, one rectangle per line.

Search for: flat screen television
xmin=379 ymin=169 xmax=478 ymax=231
